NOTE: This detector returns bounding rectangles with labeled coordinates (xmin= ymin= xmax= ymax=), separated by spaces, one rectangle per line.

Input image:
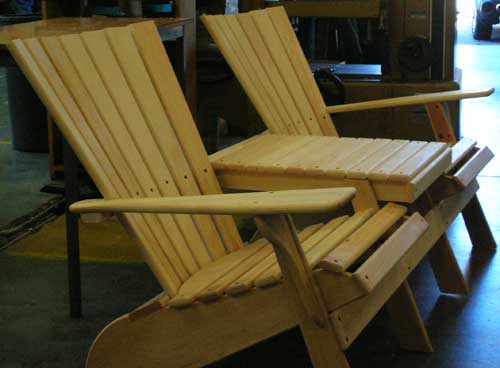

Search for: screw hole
xmin=364 ymin=275 xmax=369 ymax=280
xmin=150 ymin=188 xmax=154 ymax=192
xmin=203 ymin=169 xmax=208 ymax=173
xmin=165 ymin=180 xmax=169 ymax=184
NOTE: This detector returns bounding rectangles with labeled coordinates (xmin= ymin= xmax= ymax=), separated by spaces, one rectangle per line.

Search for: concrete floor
xmin=0 ymin=67 xmax=58 ymax=230
xmin=1 ymin=4 xmax=500 ymax=367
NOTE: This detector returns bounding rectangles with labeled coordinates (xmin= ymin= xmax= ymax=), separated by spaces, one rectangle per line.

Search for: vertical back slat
xmin=201 ymin=15 xmax=287 ymax=135
xmin=9 ymin=38 xmax=182 ymax=295
xmin=73 ymin=30 xmax=213 ymax=269
xmin=103 ymin=26 xmax=227 ymax=260
xmin=218 ymin=15 xmax=294 ymax=134
xmin=129 ymin=21 xmax=244 ymax=252
xmin=201 ymin=8 xmax=340 ymax=137
xmin=267 ymin=7 xmax=338 ymax=136
xmin=249 ymin=10 xmax=323 ymax=135
xmin=38 ymin=36 xmax=187 ymax=288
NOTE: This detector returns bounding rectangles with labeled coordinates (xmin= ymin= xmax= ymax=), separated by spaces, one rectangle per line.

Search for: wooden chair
xmin=201 ymin=7 xmax=496 ymax=293
xmin=8 ymin=21 xmax=458 ymax=368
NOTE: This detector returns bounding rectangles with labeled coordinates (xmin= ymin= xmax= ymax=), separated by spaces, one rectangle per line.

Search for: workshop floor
xmin=1 ymin=4 xmax=500 ymax=368
xmin=0 ymin=67 xmax=59 ymax=236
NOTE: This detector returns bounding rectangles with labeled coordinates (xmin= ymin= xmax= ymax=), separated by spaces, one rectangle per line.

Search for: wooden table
xmin=0 ymin=16 xmax=192 ymax=318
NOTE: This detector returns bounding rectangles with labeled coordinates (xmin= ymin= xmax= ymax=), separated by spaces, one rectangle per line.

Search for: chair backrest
xmin=201 ymin=6 xmax=338 ymax=137
xmin=8 ymin=21 xmax=244 ymax=297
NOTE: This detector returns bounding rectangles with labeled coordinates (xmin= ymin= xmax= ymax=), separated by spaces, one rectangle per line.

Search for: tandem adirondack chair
xmin=9 ymin=21 xmax=455 ymax=368
xmin=201 ymin=7 xmax=496 ymax=293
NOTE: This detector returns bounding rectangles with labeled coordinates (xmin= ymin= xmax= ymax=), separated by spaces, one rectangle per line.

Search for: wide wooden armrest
xmin=70 ymin=188 xmax=356 ymax=216
xmin=326 ymin=88 xmax=494 ymax=114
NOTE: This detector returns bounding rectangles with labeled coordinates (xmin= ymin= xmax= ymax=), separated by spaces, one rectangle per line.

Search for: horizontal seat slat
xmin=169 ymin=223 xmax=323 ymax=308
xmin=319 ymin=203 xmax=408 ymax=272
xmin=446 ymin=137 xmax=477 ymax=173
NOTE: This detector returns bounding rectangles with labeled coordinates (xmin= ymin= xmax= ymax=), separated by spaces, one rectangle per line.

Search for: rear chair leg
xmin=462 ymin=195 xmax=496 ymax=250
xmin=429 ymin=235 xmax=469 ymax=294
xmin=386 ymin=280 xmax=433 ymax=353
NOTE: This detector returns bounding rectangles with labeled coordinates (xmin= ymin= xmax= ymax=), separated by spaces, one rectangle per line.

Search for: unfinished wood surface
xmin=385 ymin=281 xmax=433 ymax=352
xmin=319 ymin=203 xmax=408 ymax=272
xmin=452 ymin=146 xmax=494 ymax=189
xmin=255 ymin=214 xmax=349 ymax=367
xmin=71 ymin=188 xmax=357 ymax=215
xmin=391 ymin=142 xmax=448 ymax=182
xmin=347 ymin=140 xmax=409 ymax=179
xmin=201 ymin=10 xmax=335 ymax=136
xmin=446 ymin=137 xmax=477 ymax=173
xmin=425 ymin=103 xmax=456 ymax=143
xmin=354 ymin=213 xmax=428 ymax=292
xmin=368 ymin=141 xmax=428 ymax=181
xmin=409 ymin=148 xmax=453 ymax=200
xmin=330 ymin=180 xmax=479 ymax=350
xmin=428 ymin=235 xmax=468 ymax=294
xmin=266 ymin=6 xmax=337 ymax=136
xmin=85 ymin=181 xmax=478 ymax=368
xmin=326 ymin=88 xmax=494 ymax=114
xmin=210 ymin=136 xmax=451 ymax=188
xmin=170 ymin=223 xmax=322 ymax=307
xmin=462 ymin=195 xmax=497 ymax=250
xmin=254 ymin=216 xmax=349 ymax=288
xmin=345 ymin=179 xmax=379 ymax=211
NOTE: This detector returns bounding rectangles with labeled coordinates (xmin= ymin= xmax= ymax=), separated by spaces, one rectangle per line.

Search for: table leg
xmin=63 ymin=139 xmax=82 ymax=318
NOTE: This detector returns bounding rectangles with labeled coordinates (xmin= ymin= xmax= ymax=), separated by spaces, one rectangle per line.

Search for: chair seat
xmin=168 ymin=204 xmax=408 ymax=308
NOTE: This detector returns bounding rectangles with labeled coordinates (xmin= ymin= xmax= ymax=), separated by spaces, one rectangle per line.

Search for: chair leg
xmin=386 ymin=280 xmax=433 ymax=353
xmin=428 ymin=235 xmax=469 ymax=295
xmin=462 ymin=194 xmax=496 ymax=250
xmin=299 ymin=318 xmax=350 ymax=368
xmin=255 ymin=214 xmax=350 ymax=368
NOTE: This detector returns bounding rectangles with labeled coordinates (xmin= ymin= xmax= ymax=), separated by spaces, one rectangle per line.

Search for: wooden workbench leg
xmin=63 ymin=140 xmax=82 ymax=318
xmin=386 ymin=281 xmax=433 ymax=352
xmin=256 ymin=215 xmax=349 ymax=368
xmin=428 ymin=235 xmax=468 ymax=294
xmin=462 ymin=195 xmax=497 ymax=250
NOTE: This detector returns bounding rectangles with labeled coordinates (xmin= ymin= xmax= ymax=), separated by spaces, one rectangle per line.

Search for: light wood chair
xmin=201 ymin=7 xmax=496 ymax=293
xmin=8 ymin=21 xmax=454 ymax=368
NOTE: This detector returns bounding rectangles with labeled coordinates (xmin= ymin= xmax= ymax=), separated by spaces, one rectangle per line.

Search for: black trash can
xmin=0 ymin=13 xmax=47 ymax=152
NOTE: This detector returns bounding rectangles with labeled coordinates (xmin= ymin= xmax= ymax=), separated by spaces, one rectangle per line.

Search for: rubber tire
xmin=473 ymin=18 xmax=493 ymax=40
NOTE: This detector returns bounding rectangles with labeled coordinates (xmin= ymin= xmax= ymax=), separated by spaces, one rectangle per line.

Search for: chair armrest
xmin=69 ymin=188 xmax=356 ymax=216
xmin=326 ymin=88 xmax=494 ymax=114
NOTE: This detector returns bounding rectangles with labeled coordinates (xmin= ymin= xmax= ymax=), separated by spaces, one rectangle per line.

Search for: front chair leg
xmin=462 ymin=195 xmax=496 ymax=250
xmin=255 ymin=214 xmax=349 ymax=368
xmin=386 ymin=280 xmax=433 ymax=352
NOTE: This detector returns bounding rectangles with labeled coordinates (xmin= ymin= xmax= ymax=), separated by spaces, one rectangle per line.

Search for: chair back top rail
xmin=201 ymin=7 xmax=338 ymax=137
xmin=8 ymin=21 xmax=243 ymax=297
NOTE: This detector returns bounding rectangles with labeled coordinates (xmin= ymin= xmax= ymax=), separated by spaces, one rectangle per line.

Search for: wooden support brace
xmin=428 ymin=235 xmax=469 ymax=294
xmin=385 ymin=281 xmax=433 ymax=352
xmin=425 ymin=103 xmax=456 ymax=143
xmin=255 ymin=214 xmax=349 ymax=368
xmin=462 ymin=195 xmax=497 ymax=250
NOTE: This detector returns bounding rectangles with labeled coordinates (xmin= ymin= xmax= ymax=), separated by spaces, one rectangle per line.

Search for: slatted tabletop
xmin=211 ymin=135 xmax=451 ymax=184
